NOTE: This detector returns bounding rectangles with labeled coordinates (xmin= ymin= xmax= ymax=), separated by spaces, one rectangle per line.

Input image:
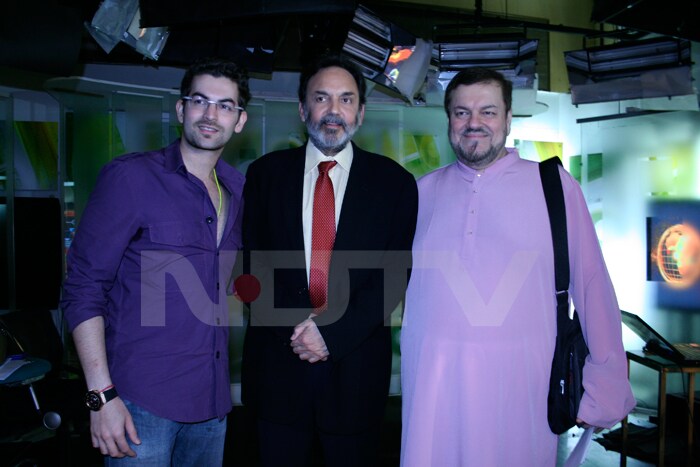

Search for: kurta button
xmin=206 ymin=216 xmax=214 ymax=224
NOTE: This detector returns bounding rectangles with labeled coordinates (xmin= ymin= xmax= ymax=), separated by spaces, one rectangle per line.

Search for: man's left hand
xmin=290 ymin=319 xmax=329 ymax=363
xmin=576 ymin=418 xmax=604 ymax=433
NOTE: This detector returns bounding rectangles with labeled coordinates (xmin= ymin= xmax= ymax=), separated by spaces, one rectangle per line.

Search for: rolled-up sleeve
xmin=61 ymin=161 xmax=140 ymax=331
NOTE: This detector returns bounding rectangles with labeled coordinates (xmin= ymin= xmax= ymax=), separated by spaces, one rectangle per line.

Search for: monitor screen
xmin=647 ymin=200 xmax=700 ymax=309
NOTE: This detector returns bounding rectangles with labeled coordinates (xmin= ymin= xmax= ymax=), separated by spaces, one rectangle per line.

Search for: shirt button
xmin=216 ymin=351 xmax=220 ymax=359
xmin=216 ymin=317 xmax=221 ymax=325
xmin=206 ymin=216 xmax=214 ymax=224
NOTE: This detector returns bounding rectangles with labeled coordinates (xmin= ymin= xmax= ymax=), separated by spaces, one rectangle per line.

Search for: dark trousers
xmin=257 ymin=418 xmax=381 ymax=467
xmin=256 ymin=361 xmax=382 ymax=467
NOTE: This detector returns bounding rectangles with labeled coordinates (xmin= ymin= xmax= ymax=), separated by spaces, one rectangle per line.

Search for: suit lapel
xmin=334 ymin=145 xmax=370 ymax=252
xmin=285 ymin=146 xmax=306 ymax=251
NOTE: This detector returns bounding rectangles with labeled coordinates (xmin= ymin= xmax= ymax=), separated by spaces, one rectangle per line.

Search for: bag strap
xmin=538 ymin=157 xmax=570 ymax=321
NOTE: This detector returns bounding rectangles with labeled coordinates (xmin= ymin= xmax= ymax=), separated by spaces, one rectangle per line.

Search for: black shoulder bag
xmin=539 ymin=157 xmax=590 ymax=435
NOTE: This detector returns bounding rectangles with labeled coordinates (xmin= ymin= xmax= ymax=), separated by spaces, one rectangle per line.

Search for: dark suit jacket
xmin=241 ymin=142 xmax=418 ymax=434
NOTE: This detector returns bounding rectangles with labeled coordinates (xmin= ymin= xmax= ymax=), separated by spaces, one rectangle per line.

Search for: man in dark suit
xmin=241 ymin=54 xmax=418 ymax=466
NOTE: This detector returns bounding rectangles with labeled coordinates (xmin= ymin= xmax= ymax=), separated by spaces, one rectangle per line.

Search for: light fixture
xmin=86 ymin=0 xmax=169 ymax=61
xmin=341 ymin=5 xmax=393 ymax=80
xmin=564 ymin=37 xmax=693 ymax=105
xmin=382 ymin=39 xmax=433 ymax=104
xmin=341 ymin=5 xmax=432 ymax=104
xmin=435 ymin=38 xmax=539 ymax=91
xmin=437 ymin=38 xmax=538 ymax=69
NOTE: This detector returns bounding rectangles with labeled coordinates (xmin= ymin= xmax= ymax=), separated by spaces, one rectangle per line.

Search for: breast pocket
xmin=148 ymin=221 xmax=204 ymax=247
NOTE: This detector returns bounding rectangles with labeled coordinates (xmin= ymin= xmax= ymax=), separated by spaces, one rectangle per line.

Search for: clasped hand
xmin=290 ymin=318 xmax=329 ymax=363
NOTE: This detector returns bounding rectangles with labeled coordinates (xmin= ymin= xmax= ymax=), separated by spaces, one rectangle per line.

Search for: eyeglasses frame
xmin=181 ymin=95 xmax=244 ymax=114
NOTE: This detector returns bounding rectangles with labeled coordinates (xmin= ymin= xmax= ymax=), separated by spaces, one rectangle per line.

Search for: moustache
xmin=462 ymin=128 xmax=490 ymax=137
xmin=320 ymin=114 xmax=347 ymax=129
xmin=197 ymin=117 xmax=221 ymax=129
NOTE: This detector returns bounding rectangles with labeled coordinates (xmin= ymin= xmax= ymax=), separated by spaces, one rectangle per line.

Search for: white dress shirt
xmin=302 ymin=141 xmax=353 ymax=282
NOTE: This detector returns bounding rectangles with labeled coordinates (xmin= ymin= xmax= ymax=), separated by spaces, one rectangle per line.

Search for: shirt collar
xmin=304 ymin=140 xmax=353 ymax=175
xmin=455 ymin=147 xmax=520 ymax=177
xmin=163 ymin=138 xmax=244 ymax=188
xmin=164 ymin=139 xmax=186 ymax=174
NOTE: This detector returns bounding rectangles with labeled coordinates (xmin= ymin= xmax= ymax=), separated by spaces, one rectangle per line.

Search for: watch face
xmin=85 ymin=391 xmax=102 ymax=411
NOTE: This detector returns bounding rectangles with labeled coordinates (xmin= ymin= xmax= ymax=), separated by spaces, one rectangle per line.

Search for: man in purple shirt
xmin=61 ymin=57 xmax=249 ymax=465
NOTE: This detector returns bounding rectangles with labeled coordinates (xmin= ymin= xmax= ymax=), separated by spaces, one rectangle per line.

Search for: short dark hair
xmin=180 ymin=57 xmax=251 ymax=109
xmin=444 ymin=68 xmax=513 ymax=115
xmin=298 ymin=54 xmax=367 ymax=107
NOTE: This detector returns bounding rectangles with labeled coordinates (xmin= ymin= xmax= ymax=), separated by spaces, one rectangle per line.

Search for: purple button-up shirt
xmin=62 ymin=140 xmax=244 ymax=422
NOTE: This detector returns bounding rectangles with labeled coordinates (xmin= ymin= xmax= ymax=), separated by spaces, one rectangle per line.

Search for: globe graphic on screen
xmin=656 ymin=223 xmax=700 ymax=288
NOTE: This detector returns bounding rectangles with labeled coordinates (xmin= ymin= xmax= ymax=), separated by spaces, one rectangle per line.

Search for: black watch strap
xmin=102 ymin=386 xmax=118 ymax=404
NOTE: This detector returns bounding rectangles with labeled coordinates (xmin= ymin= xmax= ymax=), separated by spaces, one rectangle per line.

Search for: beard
xmin=304 ymin=109 xmax=360 ymax=156
xmin=450 ymin=127 xmax=507 ymax=170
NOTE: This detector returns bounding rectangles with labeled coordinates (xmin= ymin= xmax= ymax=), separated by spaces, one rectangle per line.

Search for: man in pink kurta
xmin=400 ymin=68 xmax=635 ymax=466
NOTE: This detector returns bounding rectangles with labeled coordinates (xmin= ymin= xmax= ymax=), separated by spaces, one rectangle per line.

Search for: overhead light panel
xmin=86 ymin=0 xmax=169 ymax=60
xmin=437 ymin=39 xmax=538 ymax=69
xmin=341 ymin=5 xmax=393 ymax=80
xmin=435 ymin=38 xmax=539 ymax=90
xmin=565 ymin=37 xmax=691 ymax=79
xmin=341 ymin=5 xmax=432 ymax=105
xmin=564 ymin=37 xmax=693 ymax=104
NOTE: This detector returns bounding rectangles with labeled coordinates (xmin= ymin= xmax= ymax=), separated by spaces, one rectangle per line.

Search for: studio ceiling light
xmin=87 ymin=0 xmax=169 ymax=60
xmin=564 ymin=37 xmax=693 ymax=104
xmin=437 ymin=38 xmax=538 ymax=69
xmin=565 ymin=37 xmax=691 ymax=79
xmin=435 ymin=38 xmax=539 ymax=91
xmin=341 ymin=5 xmax=393 ymax=81
xmin=341 ymin=5 xmax=432 ymax=104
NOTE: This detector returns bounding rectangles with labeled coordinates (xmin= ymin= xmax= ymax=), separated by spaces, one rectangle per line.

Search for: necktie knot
xmin=318 ymin=160 xmax=337 ymax=175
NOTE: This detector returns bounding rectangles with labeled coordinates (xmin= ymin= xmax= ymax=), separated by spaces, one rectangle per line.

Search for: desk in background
xmin=621 ymin=350 xmax=699 ymax=467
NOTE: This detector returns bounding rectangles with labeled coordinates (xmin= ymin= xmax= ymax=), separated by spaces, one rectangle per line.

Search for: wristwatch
xmin=84 ymin=385 xmax=118 ymax=411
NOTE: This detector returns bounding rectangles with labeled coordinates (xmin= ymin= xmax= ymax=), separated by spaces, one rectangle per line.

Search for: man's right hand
xmin=90 ymin=398 xmax=141 ymax=458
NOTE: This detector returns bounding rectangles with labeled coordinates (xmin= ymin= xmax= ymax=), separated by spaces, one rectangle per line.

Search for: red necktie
xmin=309 ymin=160 xmax=337 ymax=312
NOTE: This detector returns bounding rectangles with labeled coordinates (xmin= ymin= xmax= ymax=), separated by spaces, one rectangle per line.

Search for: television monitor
xmin=646 ymin=200 xmax=700 ymax=309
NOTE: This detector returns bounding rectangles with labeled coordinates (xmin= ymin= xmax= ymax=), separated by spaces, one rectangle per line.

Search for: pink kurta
xmin=401 ymin=150 xmax=635 ymax=466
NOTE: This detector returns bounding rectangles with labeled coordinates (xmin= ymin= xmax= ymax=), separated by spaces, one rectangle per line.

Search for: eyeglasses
xmin=181 ymin=96 xmax=244 ymax=115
